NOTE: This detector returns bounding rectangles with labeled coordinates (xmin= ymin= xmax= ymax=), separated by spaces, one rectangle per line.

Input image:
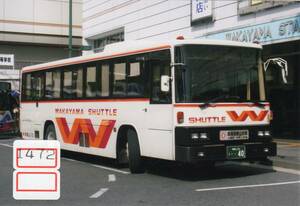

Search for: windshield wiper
xmin=200 ymin=94 xmax=240 ymax=109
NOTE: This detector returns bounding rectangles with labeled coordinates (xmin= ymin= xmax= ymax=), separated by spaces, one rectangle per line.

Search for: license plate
xmin=220 ymin=130 xmax=249 ymax=141
xmin=226 ymin=145 xmax=246 ymax=159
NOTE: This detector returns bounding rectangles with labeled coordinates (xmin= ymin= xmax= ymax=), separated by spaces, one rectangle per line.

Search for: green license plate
xmin=226 ymin=145 xmax=246 ymax=159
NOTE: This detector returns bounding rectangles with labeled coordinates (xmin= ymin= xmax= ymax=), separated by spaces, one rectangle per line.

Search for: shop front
xmin=204 ymin=15 xmax=300 ymax=138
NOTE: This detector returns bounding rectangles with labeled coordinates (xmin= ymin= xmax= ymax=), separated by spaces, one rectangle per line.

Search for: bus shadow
xmin=61 ymin=150 xmax=127 ymax=169
xmin=61 ymin=150 xmax=276 ymax=181
xmin=145 ymin=160 xmax=276 ymax=181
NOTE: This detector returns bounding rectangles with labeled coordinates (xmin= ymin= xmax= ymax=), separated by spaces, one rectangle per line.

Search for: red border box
xmin=16 ymin=172 xmax=58 ymax=192
xmin=16 ymin=148 xmax=58 ymax=168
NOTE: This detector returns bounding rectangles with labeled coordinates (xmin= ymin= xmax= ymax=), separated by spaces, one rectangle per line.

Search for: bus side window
xmin=25 ymin=74 xmax=32 ymax=100
xmin=127 ymin=62 xmax=144 ymax=97
xmin=74 ymin=68 xmax=83 ymax=98
xmin=150 ymin=61 xmax=171 ymax=104
xmin=45 ymin=71 xmax=61 ymax=99
xmin=99 ymin=64 xmax=110 ymax=97
xmin=45 ymin=70 xmax=61 ymax=99
xmin=86 ymin=66 xmax=97 ymax=97
xmin=31 ymin=72 xmax=44 ymax=100
xmin=113 ymin=62 xmax=126 ymax=97
xmin=52 ymin=71 xmax=61 ymax=99
xmin=63 ymin=67 xmax=83 ymax=99
xmin=63 ymin=71 xmax=72 ymax=98
xmin=45 ymin=72 xmax=53 ymax=99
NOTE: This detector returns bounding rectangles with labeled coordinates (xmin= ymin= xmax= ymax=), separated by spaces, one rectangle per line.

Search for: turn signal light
xmin=269 ymin=110 xmax=273 ymax=121
xmin=177 ymin=112 xmax=184 ymax=124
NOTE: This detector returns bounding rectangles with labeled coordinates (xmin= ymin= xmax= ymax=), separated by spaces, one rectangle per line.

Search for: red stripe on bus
xmin=20 ymin=98 xmax=150 ymax=104
xmin=174 ymin=103 xmax=270 ymax=108
xmin=22 ymin=45 xmax=171 ymax=73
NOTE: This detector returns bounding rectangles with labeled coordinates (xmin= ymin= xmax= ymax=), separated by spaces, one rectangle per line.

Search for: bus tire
xmin=45 ymin=124 xmax=57 ymax=140
xmin=127 ymin=129 xmax=145 ymax=173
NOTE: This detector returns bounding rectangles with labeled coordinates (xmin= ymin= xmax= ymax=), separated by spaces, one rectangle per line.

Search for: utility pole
xmin=68 ymin=0 xmax=73 ymax=58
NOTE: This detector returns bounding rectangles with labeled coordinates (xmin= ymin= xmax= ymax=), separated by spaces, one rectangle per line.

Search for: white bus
xmin=20 ymin=39 xmax=276 ymax=173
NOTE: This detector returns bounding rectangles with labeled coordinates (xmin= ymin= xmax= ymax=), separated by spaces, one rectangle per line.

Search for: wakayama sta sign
xmin=205 ymin=15 xmax=300 ymax=44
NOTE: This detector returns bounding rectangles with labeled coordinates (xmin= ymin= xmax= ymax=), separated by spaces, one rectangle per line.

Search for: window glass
xmin=29 ymin=73 xmax=44 ymax=100
xmin=35 ymin=74 xmax=44 ymax=99
xmin=53 ymin=71 xmax=61 ymax=98
xmin=113 ymin=63 xmax=126 ymax=96
xmin=93 ymin=32 xmax=124 ymax=53
xmin=99 ymin=64 xmax=110 ymax=97
xmin=251 ymin=0 xmax=263 ymax=5
xmin=25 ymin=74 xmax=31 ymax=99
xmin=74 ymin=69 xmax=83 ymax=98
xmin=127 ymin=62 xmax=144 ymax=97
xmin=175 ymin=45 xmax=262 ymax=103
xmin=150 ymin=50 xmax=171 ymax=104
xmin=45 ymin=72 xmax=53 ymax=98
xmin=63 ymin=71 xmax=72 ymax=98
xmin=86 ymin=66 xmax=97 ymax=97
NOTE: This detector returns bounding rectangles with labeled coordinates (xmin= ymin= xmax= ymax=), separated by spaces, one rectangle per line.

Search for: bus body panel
xmin=143 ymin=104 xmax=173 ymax=160
xmin=21 ymin=100 xmax=175 ymax=160
xmin=173 ymin=103 xmax=270 ymax=127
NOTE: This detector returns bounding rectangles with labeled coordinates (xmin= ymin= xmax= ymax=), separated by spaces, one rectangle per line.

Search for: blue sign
xmin=203 ymin=15 xmax=300 ymax=44
xmin=191 ymin=0 xmax=213 ymax=22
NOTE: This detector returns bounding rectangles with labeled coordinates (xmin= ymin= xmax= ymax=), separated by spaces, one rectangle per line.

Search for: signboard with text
xmin=0 ymin=54 xmax=14 ymax=67
xmin=191 ymin=0 xmax=213 ymax=22
xmin=204 ymin=15 xmax=300 ymax=45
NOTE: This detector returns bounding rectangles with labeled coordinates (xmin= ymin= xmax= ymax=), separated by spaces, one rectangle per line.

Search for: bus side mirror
xmin=161 ymin=75 xmax=170 ymax=92
xmin=264 ymin=58 xmax=288 ymax=84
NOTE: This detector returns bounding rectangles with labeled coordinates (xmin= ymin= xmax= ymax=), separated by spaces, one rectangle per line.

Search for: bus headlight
xmin=264 ymin=131 xmax=271 ymax=136
xmin=200 ymin=133 xmax=208 ymax=140
xmin=258 ymin=131 xmax=264 ymax=137
xmin=258 ymin=130 xmax=271 ymax=137
xmin=191 ymin=133 xmax=199 ymax=140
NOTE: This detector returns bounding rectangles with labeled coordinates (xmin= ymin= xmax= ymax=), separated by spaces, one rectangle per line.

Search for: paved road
xmin=0 ymin=137 xmax=299 ymax=206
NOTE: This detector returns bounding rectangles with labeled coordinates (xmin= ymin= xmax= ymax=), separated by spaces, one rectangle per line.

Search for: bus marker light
xmin=177 ymin=112 xmax=184 ymax=124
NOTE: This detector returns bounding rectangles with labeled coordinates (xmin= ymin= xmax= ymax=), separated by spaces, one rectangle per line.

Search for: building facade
xmin=82 ymin=0 xmax=300 ymax=138
xmin=0 ymin=0 xmax=82 ymax=90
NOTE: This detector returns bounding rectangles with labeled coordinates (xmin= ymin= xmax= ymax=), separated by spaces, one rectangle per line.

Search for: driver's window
xmin=150 ymin=61 xmax=171 ymax=104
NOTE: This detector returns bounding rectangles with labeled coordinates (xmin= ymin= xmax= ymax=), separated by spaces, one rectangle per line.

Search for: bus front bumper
xmin=175 ymin=142 xmax=277 ymax=163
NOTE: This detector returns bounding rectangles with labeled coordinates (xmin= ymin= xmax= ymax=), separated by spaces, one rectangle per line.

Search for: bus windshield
xmin=175 ymin=45 xmax=266 ymax=103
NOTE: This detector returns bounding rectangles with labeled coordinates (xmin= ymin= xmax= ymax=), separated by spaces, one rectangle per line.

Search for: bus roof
xmin=22 ymin=39 xmax=262 ymax=73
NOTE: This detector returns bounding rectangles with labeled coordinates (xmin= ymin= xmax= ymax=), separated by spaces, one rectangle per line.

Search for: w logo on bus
xmin=227 ymin=110 xmax=268 ymax=122
xmin=55 ymin=118 xmax=116 ymax=148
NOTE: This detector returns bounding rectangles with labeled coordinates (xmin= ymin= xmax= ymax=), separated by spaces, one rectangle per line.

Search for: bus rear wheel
xmin=45 ymin=124 xmax=57 ymax=140
xmin=127 ymin=129 xmax=145 ymax=173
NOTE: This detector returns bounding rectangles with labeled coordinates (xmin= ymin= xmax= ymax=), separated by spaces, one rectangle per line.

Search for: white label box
xmin=13 ymin=140 xmax=60 ymax=170
xmin=13 ymin=171 xmax=60 ymax=200
xmin=13 ymin=140 xmax=60 ymax=200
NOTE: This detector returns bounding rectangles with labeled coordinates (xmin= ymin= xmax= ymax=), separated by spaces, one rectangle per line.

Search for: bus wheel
xmin=127 ymin=129 xmax=145 ymax=173
xmin=45 ymin=124 xmax=57 ymax=140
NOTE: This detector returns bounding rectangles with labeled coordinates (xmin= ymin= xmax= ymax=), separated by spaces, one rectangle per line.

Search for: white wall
xmin=0 ymin=0 xmax=82 ymax=39
xmin=83 ymin=0 xmax=300 ymax=44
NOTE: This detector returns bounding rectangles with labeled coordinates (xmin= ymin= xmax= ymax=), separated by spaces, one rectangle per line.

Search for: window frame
xmin=21 ymin=48 xmax=171 ymax=102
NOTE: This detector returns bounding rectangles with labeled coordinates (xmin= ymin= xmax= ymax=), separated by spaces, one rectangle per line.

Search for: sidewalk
xmin=270 ymin=139 xmax=300 ymax=170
